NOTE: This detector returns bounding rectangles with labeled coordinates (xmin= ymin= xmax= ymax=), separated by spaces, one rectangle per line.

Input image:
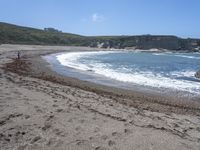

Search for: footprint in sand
xmin=79 ymin=119 xmax=85 ymax=123
xmin=68 ymin=118 xmax=73 ymax=123
xmin=124 ymin=128 xmax=132 ymax=134
xmin=30 ymin=136 xmax=41 ymax=144
xmin=108 ymin=140 xmax=116 ymax=146
xmin=24 ymin=115 xmax=30 ymax=119
xmin=76 ymin=140 xmax=88 ymax=146
xmin=46 ymin=137 xmax=63 ymax=146
xmin=34 ymin=106 xmax=43 ymax=113
xmin=75 ymin=126 xmax=82 ymax=132
xmin=52 ymin=104 xmax=58 ymax=107
xmin=111 ymin=132 xmax=120 ymax=137
xmin=56 ymin=108 xmax=64 ymax=113
xmin=53 ymin=128 xmax=67 ymax=137
xmin=101 ymin=135 xmax=108 ymax=140
xmin=42 ymin=121 xmax=52 ymax=131
xmin=17 ymin=144 xmax=28 ymax=150
xmin=95 ymin=146 xmax=109 ymax=150
xmin=94 ymin=127 xmax=100 ymax=133
xmin=46 ymin=115 xmax=54 ymax=121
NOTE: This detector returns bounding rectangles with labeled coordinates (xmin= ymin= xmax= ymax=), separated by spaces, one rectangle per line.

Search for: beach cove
xmin=0 ymin=44 xmax=200 ymax=150
xmin=44 ymin=50 xmax=200 ymax=99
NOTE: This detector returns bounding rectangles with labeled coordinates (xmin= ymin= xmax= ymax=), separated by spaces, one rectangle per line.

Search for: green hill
xmin=0 ymin=22 xmax=200 ymax=51
xmin=0 ymin=22 xmax=87 ymax=45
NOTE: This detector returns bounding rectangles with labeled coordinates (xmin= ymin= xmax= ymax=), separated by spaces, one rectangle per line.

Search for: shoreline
xmin=4 ymin=48 xmax=200 ymax=115
xmin=44 ymin=51 xmax=200 ymax=100
xmin=1 ymin=45 xmax=200 ymax=150
xmin=37 ymin=51 xmax=200 ymax=115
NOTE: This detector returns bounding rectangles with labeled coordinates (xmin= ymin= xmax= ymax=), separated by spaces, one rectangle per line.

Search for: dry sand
xmin=0 ymin=44 xmax=200 ymax=150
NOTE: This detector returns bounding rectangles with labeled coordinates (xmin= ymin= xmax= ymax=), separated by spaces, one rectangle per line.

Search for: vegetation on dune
xmin=0 ymin=22 xmax=200 ymax=51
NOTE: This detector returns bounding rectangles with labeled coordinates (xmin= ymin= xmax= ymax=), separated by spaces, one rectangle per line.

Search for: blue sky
xmin=0 ymin=0 xmax=200 ymax=38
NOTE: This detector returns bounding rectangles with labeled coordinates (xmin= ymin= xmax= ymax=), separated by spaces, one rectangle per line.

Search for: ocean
xmin=44 ymin=50 xmax=200 ymax=97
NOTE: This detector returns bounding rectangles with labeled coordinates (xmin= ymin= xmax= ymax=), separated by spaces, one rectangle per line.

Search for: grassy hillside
xmin=1 ymin=22 xmax=200 ymax=51
xmin=0 ymin=22 xmax=88 ymax=45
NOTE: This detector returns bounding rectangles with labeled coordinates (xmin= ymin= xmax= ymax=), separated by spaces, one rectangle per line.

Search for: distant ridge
xmin=0 ymin=22 xmax=200 ymax=51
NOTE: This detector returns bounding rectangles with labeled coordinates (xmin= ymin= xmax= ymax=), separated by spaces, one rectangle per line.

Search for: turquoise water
xmin=46 ymin=51 xmax=200 ymax=96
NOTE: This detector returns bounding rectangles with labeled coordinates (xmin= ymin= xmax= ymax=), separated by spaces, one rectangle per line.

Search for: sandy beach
xmin=0 ymin=44 xmax=200 ymax=150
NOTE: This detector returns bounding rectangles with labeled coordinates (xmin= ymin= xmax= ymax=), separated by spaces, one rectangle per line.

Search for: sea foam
xmin=56 ymin=51 xmax=200 ymax=95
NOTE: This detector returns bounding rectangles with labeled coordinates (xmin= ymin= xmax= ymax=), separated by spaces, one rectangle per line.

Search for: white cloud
xmin=92 ymin=13 xmax=105 ymax=22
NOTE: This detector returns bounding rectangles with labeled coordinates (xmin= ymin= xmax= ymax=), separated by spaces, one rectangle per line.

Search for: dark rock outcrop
xmin=195 ymin=70 xmax=200 ymax=78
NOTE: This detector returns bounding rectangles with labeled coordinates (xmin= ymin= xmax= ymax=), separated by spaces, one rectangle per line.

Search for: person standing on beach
xmin=17 ymin=51 xmax=21 ymax=59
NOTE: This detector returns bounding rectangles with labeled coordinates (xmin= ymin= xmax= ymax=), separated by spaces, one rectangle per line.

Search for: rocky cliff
xmin=195 ymin=70 xmax=200 ymax=78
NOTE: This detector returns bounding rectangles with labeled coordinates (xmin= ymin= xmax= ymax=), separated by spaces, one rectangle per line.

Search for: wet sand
xmin=0 ymin=44 xmax=200 ymax=150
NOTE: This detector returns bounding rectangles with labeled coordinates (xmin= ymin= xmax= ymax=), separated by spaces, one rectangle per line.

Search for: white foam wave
xmin=152 ymin=53 xmax=166 ymax=56
xmin=92 ymin=65 xmax=200 ymax=94
xmin=153 ymin=53 xmax=200 ymax=59
xmin=173 ymin=54 xmax=200 ymax=59
xmin=170 ymin=70 xmax=196 ymax=78
xmin=56 ymin=52 xmax=200 ymax=94
xmin=56 ymin=51 xmax=115 ymax=71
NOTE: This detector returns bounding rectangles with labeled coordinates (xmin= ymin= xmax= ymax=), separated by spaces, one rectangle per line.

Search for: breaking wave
xmin=56 ymin=51 xmax=200 ymax=95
